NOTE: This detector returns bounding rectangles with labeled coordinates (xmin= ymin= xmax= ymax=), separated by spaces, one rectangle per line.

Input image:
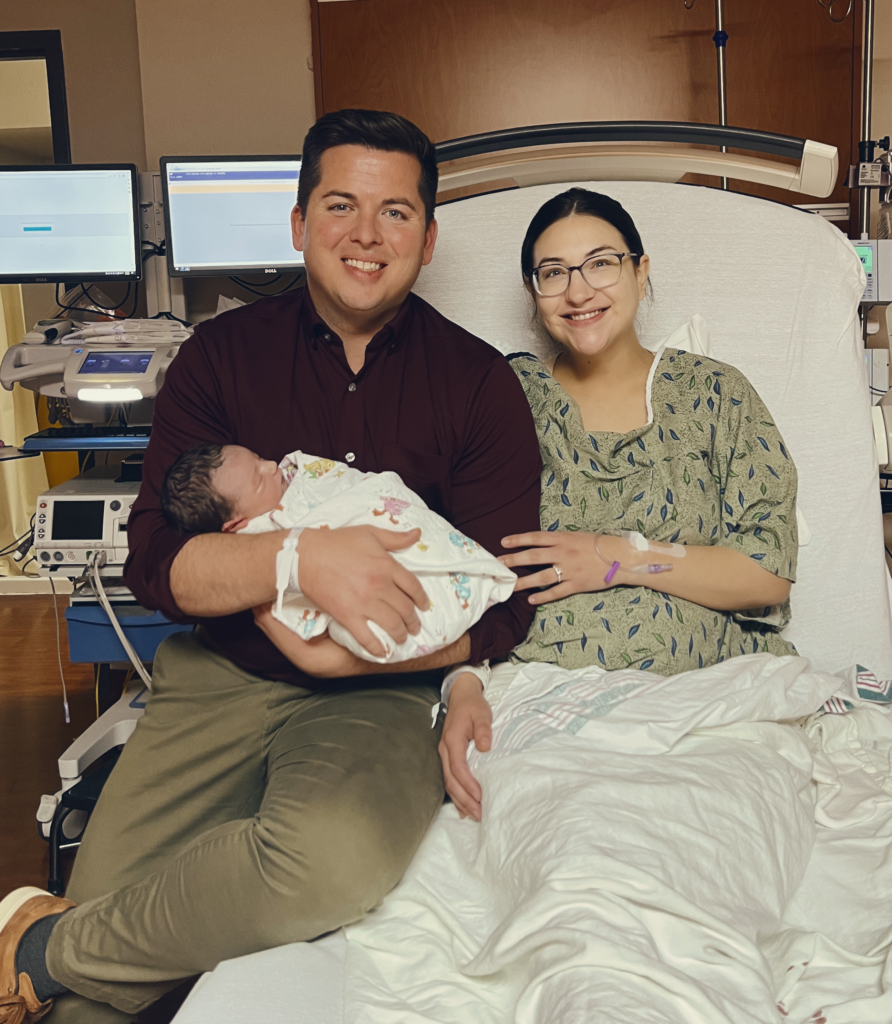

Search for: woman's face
xmin=529 ymin=214 xmax=649 ymax=359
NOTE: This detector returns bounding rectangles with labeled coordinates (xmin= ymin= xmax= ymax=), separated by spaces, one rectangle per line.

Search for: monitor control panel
xmin=35 ymin=470 xmax=141 ymax=575
xmin=856 ymin=239 xmax=892 ymax=304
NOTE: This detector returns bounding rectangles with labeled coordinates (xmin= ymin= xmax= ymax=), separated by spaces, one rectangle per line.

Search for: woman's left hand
xmin=499 ymin=531 xmax=614 ymax=605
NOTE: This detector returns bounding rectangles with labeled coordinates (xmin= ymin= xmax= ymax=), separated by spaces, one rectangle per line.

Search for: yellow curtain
xmin=0 ymin=284 xmax=48 ymax=576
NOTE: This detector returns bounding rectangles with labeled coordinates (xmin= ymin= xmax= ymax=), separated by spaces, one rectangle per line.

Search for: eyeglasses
xmin=531 ymin=252 xmax=638 ymax=297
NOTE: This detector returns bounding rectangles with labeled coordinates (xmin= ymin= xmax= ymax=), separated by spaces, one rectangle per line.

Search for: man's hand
xmin=298 ymin=525 xmax=430 ymax=659
xmin=438 ymin=673 xmax=493 ymax=821
xmin=253 ymin=603 xmax=368 ymax=678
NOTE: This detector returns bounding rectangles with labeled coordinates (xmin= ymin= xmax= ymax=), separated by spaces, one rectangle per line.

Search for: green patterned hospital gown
xmin=509 ymin=347 xmax=798 ymax=675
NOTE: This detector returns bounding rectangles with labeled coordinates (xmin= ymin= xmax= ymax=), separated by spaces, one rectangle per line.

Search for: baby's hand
xmin=438 ymin=674 xmax=492 ymax=822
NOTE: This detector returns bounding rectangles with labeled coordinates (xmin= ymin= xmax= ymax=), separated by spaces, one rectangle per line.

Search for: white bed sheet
xmin=175 ymin=658 xmax=892 ymax=1024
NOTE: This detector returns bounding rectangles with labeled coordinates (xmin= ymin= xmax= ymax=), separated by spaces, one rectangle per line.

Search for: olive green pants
xmin=45 ymin=631 xmax=445 ymax=1021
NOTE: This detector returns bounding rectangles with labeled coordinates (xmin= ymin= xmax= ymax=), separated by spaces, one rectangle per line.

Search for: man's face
xmin=291 ymin=145 xmax=437 ymax=327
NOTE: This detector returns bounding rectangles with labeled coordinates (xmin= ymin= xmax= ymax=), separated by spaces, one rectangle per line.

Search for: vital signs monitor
xmin=0 ymin=164 xmax=140 ymax=284
xmin=160 ymin=155 xmax=304 ymax=277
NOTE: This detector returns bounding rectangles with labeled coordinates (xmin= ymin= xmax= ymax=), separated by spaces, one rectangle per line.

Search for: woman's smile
xmin=562 ymin=306 xmax=609 ymax=323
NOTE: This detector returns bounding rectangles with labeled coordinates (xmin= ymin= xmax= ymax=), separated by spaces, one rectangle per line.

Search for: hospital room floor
xmin=0 ymin=594 xmax=191 ymax=1022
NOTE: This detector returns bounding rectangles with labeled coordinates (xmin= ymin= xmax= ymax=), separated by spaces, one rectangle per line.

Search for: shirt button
xmin=322 ymin=333 xmax=331 ymax=342
xmin=345 ymin=452 xmax=356 ymax=463
xmin=348 ymin=382 xmax=356 ymax=392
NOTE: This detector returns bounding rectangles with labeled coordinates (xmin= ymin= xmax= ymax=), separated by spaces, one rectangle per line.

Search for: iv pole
xmin=684 ymin=0 xmax=730 ymax=189
xmin=714 ymin=0 xmax=729 ymax=190
xmin=859 ymin=0 xmax=876 ymax=237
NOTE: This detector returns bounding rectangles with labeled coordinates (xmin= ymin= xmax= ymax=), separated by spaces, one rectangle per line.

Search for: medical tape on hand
xmin=594 ymin=530 xmax=685 ymax=583
xmin=438 ymin=659 xmax=491 ymax=716
xmin=274 ymin=527 xmax=304 ymax=612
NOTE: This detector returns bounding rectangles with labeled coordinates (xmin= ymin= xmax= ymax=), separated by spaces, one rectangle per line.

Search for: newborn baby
xmin=161 ymin=442 xmax=515 ymax=663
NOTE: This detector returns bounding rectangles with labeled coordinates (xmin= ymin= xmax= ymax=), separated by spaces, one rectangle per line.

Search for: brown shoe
xmin=0 ymin=888 xmax=75 ymax=1023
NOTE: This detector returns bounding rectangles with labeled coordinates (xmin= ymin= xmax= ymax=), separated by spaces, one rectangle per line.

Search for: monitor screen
xmin=855 ymin=243 xmax=874 ymax=275
xmin=52 ymin=500 xmax=105 ymax=541
xmin=78 ymin=351 xmax=153 ymax=375
xmin=0 ymin=164 xmax=140 ymax=284
xmin=161 ymin=156 xmax=304 ymax=277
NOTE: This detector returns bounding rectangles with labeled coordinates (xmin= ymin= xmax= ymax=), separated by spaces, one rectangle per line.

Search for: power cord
xmin=228 ymin=273 xmax=304 ymax=297
xmin=89 ymin=551 xmax=153 ymax=691
xmin=0 ymin=515 xmax=35 ymax=561
xmin=150 ymin=310 xmax=192 ymax=327
xmin=54 ymin=282 xmax=141 ymax=321
xmin=48 ymin=575 xmax=71 ymax=724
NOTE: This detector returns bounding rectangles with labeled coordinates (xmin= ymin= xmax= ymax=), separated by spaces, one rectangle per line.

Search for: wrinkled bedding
xmin=343 ymin=656 xmax=892 ymax=1024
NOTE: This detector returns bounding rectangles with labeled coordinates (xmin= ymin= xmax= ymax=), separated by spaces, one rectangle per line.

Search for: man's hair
xmin=161 ymin=442 xmax=233 ymax=534
xmin=297 ymin=109 xmax=439 ymax=225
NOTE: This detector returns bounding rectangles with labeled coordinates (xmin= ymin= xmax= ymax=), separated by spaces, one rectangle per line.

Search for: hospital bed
xmin=168 ymin=128 xmax=891 ymax=1021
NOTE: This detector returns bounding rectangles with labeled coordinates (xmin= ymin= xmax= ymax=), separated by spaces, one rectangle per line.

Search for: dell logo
xmin=265 ymin=268 xmax=278 ymax=274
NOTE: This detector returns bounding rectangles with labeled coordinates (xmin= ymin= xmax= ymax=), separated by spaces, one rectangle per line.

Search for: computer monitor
xmin=0 ymin=164 xmax=140 ymax=285
xmin=160 ymin=155 xmax=304 ymax=278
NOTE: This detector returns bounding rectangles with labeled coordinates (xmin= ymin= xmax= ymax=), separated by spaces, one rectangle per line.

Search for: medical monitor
xmin=160 ymin=155 xmax=304 ymax=278
xmin=0 ymin=164 xmax=140 ymax=284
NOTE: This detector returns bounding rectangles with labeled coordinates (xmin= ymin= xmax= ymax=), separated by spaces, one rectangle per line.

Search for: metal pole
xmin=860 ymin=0 xmax=876 ymax=237
xmin=714 ymin=0 xmax=729 ymax=190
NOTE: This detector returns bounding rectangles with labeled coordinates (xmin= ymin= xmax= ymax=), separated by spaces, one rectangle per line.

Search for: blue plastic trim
xmin=22 ymin=433 xmax=150 ymax=451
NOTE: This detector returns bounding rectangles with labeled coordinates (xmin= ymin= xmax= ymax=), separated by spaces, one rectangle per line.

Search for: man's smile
xmin=342 ymin=257 xmax=386 ymax=273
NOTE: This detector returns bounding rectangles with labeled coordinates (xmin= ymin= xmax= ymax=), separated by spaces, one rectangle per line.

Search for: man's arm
xmin=253 ymin=602 xmax=468 ymax=678
xmin=170 ymin=532 xmax=284 ymax=617
xmin=124 ymin=332 xmax=242 ymax=620
xmin=445 ymin=356 xmax=542 ymax=664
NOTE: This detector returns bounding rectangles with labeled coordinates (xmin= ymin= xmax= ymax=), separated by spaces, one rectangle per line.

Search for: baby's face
xmin=214 ymin=445 xmax=287 ymax=528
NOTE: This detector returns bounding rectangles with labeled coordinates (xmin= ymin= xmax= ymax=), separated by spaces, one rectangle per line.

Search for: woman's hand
xmin=438 ymin=673 xmax=493 ymax=821
xmin=499 ymin=531 xmax=616 ymax=605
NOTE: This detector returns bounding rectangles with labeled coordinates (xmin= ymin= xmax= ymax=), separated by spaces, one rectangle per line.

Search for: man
xmin=0 ymin=109 xmax=540 ymax=1023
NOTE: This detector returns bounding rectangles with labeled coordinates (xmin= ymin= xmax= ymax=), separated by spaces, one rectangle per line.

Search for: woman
xmin=441 ymin=188 xmax=798 ymax=820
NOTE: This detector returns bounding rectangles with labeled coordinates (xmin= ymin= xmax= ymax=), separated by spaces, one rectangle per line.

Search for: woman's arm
xmin=499 ymin=531 xmax=791 ymax=612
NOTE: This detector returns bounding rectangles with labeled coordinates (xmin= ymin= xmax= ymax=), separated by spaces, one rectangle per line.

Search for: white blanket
xmin=343 ymin=656 xmax=892 ymax=1024
xmin=240 ymin=451 xmax=516 ymax=662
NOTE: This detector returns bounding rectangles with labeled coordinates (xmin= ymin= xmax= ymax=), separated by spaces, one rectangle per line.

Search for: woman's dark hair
xmin=520 ymin=188 xmax=646 ymax=279
xmin=298 ymin=109 xmax=439 ymax=225
xmin=161 ymin=442 xmax=232 ymax=534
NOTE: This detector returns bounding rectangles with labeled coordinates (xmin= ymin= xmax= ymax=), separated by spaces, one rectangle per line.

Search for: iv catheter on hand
xmin=593 ymin=531 xmax=686 ymax=584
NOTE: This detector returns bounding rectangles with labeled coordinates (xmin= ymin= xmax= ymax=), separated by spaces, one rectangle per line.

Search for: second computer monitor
xmin=161 ymin=155 xmax=304 ymax=278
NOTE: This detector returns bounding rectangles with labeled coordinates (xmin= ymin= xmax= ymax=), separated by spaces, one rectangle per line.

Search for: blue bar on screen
xmin=23 ymin=225 xmax=52 ymax=232
xmin=169 ymin=170 xmax=298 ymax=182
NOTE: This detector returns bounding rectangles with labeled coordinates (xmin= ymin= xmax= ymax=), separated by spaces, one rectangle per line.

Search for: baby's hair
xmin=161 ymin=442 xmax=232 ymax=534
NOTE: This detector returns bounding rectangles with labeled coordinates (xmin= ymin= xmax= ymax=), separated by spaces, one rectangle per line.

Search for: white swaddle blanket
xmin=240 ymin=451 xmax=517 ymax=663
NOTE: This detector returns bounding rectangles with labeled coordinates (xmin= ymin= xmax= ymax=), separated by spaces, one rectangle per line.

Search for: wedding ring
xmin=553 ymin=565 xmax=563 ymax=583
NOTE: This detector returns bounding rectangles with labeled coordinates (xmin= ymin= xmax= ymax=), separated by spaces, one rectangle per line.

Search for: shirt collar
xmin=300 ymin=286 xmax=413 ymax=354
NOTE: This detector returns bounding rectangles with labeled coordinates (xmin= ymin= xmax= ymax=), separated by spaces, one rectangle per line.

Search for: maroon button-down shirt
xmin=124 ymin=287 xmax=542 ymax=684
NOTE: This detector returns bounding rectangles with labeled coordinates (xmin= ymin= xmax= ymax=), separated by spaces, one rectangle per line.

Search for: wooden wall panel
xmin=315 ymin=0 xmax=717 ymax=136
xmin=312 ymin=0 xmax=859 ymax=210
